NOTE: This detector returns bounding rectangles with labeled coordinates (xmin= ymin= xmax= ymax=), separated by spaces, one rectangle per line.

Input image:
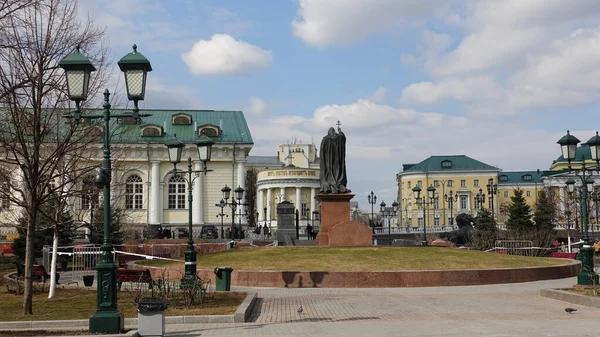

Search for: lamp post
xmin=216 ymin=199 xmax=228 ymax=239
xmin=444 ymin=190 xmax=457 ymax=227
xmin=221 ymin=185 xmax=249 ymax=240
xmin=165 ymin=136 xmax=214 ymax=284
xmin=592 ymin=190 xmax=600 ymax=240
xmin=557 ymin=130 xmax=600 ymax=285
xmin=486 ymin=178 xmax=498 ymax=218
xmin=380 ymin=201 xmax=399 ymax=244
xmin=59 ymin=45 xmax=152 ymax=334
xmin=367 ymin=191 xmax=377 ymax=234
xmin=475 ymin=188 xmax=486 ymax=211
xmin=413 ymin=185 xmax=436 ymax=246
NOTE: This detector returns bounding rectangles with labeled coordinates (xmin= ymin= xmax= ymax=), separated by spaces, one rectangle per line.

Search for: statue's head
xmin=455 ymin=213 xmax=474 ymax=228
xmin=328 ymin=127 xmax=336 ymax=136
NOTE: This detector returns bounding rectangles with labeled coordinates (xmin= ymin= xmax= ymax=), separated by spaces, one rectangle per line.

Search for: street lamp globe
xmin=234 ymin=186 xmax=245 ymax=201
xmin=427 ymin=185 xmax=436 ymax=199
xmin=585 ymin=131 xmax=600 ymax=161
xmin=196 ymin=135 xmax=214 ymax=163
xmin=380 ymin=201 xmax=386 ymax=213
xmin=412 ymin=186 xmax=421 ymax=199
xmin=165 ymin=138 xmax=184 ymax=165
xmin=117 ymin=44 xmax=152 ymax=102
xmin=586 ymin=177 xmax=595 ymax=192
xmin=221 ymin=185 xmax=232 ymax=200
xmin=566 ymin=178 xmax=576 ymax=193
xmin=557 ymin=130 xmax=580 ymax=162
xmin=392 ymin=201 xmax=399 ymax=213
xmin=59 ymin=46 xmax=96 ymax=102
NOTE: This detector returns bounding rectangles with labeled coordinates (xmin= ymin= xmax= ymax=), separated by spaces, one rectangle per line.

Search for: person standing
xmin=306 ymin=224 xmax=313 ymax=240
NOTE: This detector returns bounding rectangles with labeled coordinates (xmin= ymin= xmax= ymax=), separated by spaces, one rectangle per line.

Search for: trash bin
xmin=138 ymin=297 xmax=167 ymax=337
xmin=214 ymin=267 xmax=233 ymax=291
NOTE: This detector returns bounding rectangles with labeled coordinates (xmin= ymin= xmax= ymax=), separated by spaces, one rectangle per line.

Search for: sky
xmin=80 ymin=0 xmax=600 ymax=208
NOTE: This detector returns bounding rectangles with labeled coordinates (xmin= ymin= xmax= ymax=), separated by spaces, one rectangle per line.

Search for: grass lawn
xmin=142 ymin=246 xmax=568 ymax=271
xmin=0 ymin=272 xmax=246 ymax=321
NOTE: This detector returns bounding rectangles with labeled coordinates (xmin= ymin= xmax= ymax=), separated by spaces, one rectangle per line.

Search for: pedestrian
xmin=306 ymin=224 xmax=313 ymax=240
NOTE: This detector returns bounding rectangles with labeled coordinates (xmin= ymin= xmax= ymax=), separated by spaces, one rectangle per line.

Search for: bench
xmin=2 ymin=248 xmax=14 ymax=255
xmin=116 ymin=268 xmax=152 ymax=290
xmin=14 ymin=262 xmax=60 ymax=283
xmin=117 ymin=254 xmax=142 ymax=267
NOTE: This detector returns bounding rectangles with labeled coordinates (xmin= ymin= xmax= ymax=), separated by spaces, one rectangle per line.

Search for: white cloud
xmin=182 ymin=34 xmax=272 ymax=76
xmin=291 ymin=0 xmax=441 ymax=47
xmin=247 ymin=97 xmax=267 ymax=115
xmin=369 ymin=87 xmax=389 ymax=102
xmin=400 ymin=77 xmax=503 ymax=106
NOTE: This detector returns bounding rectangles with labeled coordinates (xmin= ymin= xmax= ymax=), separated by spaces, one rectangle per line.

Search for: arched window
xmin=81 ymin=175 xmax=99 ymax=209
xmin=168 ymin=175 xmax=186 ymax=209
xmin=125 ymin=175 xmax=143 ymax=209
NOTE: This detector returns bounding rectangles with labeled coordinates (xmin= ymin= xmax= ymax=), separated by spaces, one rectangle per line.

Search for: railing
xmin=373 ymin=226 xmax=458 ymax=235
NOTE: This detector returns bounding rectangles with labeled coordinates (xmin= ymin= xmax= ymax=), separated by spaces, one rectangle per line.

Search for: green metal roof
xmin=107 ymin=109 xmax=252 ymax=144
xmin=402 ymin=155 xmax=499 ymax=172
xmin=497 ymin=171 xmax=543 ymax=184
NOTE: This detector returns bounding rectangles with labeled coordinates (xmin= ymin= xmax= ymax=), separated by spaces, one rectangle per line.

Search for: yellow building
xmin=397 ymin=155 xmax=501 ymax=232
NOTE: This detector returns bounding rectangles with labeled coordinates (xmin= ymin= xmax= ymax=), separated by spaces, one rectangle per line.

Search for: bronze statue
xmin=320 ymin=127 xmax=350 ymax=194
xmin=442 ymin=213 xmax=474 ymax=245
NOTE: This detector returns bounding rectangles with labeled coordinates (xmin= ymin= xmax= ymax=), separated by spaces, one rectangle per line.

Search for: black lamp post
xmin=557 ymin=130 xmax=600 ymax=285
xmin=444 ymin=190 xmax=457 ymax=226
xmin=165 ymin=135 xmax=214 ymax=284
xmin=592 ymin=190 xmax=599 ymax=240
xmin=413 ymin=185 xmax=435 ymax=246
xmin=380 ymin=201 xmax=399 ymax=244
xmin=475 ymin=188 xmax=486 ymax=210
xmin=216 ymin=199 xmax=228 ymax=239
xmin=59 ymin=45 xmax=152 ymax=334
xmin=486 ymin=178 xmax=498 ymax=218
xmin=367 ymin=191 xmax=377 ymax=234
xmin=221 ymin=185 xmax=249 ymax=240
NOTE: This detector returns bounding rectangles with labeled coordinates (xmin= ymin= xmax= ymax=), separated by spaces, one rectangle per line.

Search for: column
xmin=193 ymin=161 xmax=202 ymax=224
xmin=237 ymin=161 xmax=246 ymax=195
xmin=295 ymin=187 xmax=301 ymax=212
xmin=267 ymin=188 xmax=272 ymax=222
xmin=310 ymin=188 xmax=316 ymax=217
xmin=149 ymin=161 xmax=161 ymax=225
xmin=280 ymin=187 xmax=285 ymax=202
xmin=258 ymin=189 xmax=264 ymax=221
xmin=560 ymin=186 xmax=565 ymax=213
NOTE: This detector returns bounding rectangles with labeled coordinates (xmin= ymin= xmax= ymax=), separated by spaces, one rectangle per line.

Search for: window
xmin=301 ymin=203 xmax=308 ymax=218
xmin=200 ymin=128 xmax=218 ymax=137
xmin=417 ymin=181 xmax=422 ymax=187
xmin=434 ymin=217 xmax=440 ymax=226
xmin=81 ymin=175 xmax=99 ymax=210
xmin=523 ymin=175 xmax=532 ymax=181
xmin=417 ymin=199 xmax=423 ymax=210
xmin=460 ymin=195 xmax=468 ymax=209
xmin=433 ymin=198 xmax=439 ymax=209
xmin=504 ymin=191 xmax=508 ymax=197
xmin=418 ymin=218 xmax=423 ymax=227
xmin=474 ymin=179 xmax=479 ymax=187
xmin=173 ymin=114 xmax=192 ymax=125
xmin=475 ymin=197 xmax=481 ymax=209
xmin=406 ymin=218 xmax=412 ymax=226
xmin=407 ymin=181 xmax=412 ymax=189
xmin=499 ymin=175 xmax=508 ymax=182
xmin=433 ymin=180 xmax=439 ymax=187
xmin=526 ymin=191 xmax=531 ymax=197
xmin=441 ymin=160 xmax=452 ymax=168
xmin=448 ymin=180 xmax=453 ymax=187
xmin=461 ymin=180 xmax=466 ymax=187
xmin=125 ymin=175 xmax=143 ymax=209
xmin=168 ymin=175 xmax=186 ymax=209
xmin=141 ymin=126 xmax=162 ymax=137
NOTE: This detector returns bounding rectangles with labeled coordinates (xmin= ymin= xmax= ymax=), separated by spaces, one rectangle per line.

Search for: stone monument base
xmin=316 ymin=193 xmax=372 ymax=246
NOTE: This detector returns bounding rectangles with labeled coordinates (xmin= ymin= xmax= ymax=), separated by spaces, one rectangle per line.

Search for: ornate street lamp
xmin=475 ymin=188 xmax=486 ymax=210
xmin=165 ymin=135 xmax=214 ymax=284
xmin=413 ymin=185 xmax=436 ymax=246
xmin=444 ymin=190 xmax=457 ymax=226
xmin=59 ymin=44 xmax=152 ymax=334
xmin=486 ymin=178 xmax=498 ymax=217
xmin=380 ymin=201 xmax=398 ymax=244
xmin=367 ymin=191 xmax=377 ymax=234
xmin=557 ymin=130 xmax=600 ymax=286
xmin=216 ymin=199 xmax=228 ymax=239
xmin=221 ymin=185 xmax=249 ymax=240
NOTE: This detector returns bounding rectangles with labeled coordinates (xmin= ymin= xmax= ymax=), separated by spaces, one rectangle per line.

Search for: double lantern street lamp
xmin=165 ymin=135 xmax=214 ymax=284
xmin=221 ymin=185 xmax=249 ymax=240
xmin=475 ymin=188 xmax=486 ymax=210
xmin=380 ymin=201 xmax=399 ymax=243
xmin=412 ymin=185 xmax=436 ymax=246
xmin=444 ymin=190 xmax=457 ymax=226
xmin=367 ymin=191 xmax=377 ymax=234
xmin=59 ymin=44 xmax=152 ymax=334
xmin=486 ymin=178 xmax=498 ymax=217
xmin=557 ymin=130 xmax=600 ymax=286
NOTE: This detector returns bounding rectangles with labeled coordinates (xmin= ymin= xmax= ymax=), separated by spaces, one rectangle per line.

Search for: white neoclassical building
xmin=248 ymin=141 xmax=321 ymax=229
xmin=0 ymin=109 xmax=254 ymax=239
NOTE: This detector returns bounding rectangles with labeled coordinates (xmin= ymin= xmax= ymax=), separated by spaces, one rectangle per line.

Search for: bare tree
xmin=0 ymin=0 xmax=109 ymax=314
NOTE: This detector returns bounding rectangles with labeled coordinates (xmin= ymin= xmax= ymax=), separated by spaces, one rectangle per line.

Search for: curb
xmin=540 ymin=288 xmax=600 ymax=308
xmin=0 ymin=292 xmax=258 ymax=332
